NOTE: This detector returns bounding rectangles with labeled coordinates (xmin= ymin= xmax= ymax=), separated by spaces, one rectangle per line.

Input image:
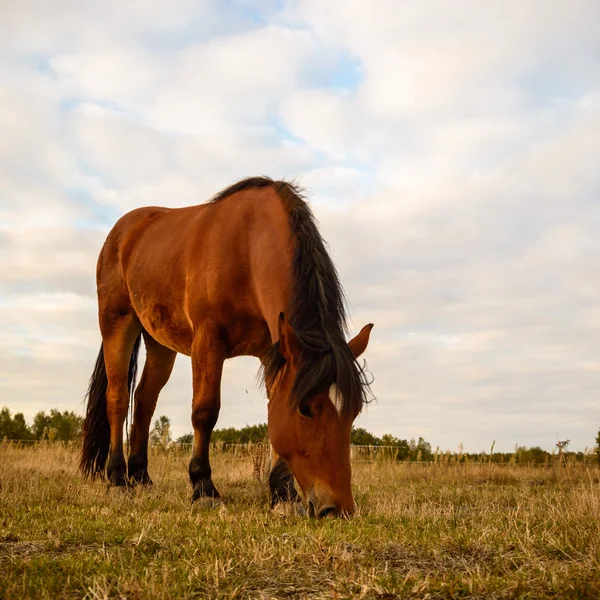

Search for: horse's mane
xmin=211 ymin=176 xmax=372 ymax=415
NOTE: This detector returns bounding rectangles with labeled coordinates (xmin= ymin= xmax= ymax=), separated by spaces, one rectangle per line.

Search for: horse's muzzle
xmin=307 ymin=492 xmax=346 ymax=519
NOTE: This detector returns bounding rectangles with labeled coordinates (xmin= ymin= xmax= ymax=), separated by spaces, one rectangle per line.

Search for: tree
xmin=236 ymin=423 xmax=268 ymax=443
xmin=176 ymin=433 xmax=194 ymax=445
xmin=515 ymin=446 xmax=550 ymax=465
xmin=32 ymin=410 xmax=83 ymax=441
xmin=11 ymin=412 xmax=32 ymax=440
xmin=379 ymin=434 xmax=410 ymax=460
xmin=0 ymin=407 xmax=84 ymax=442
xmin=351 ymin=427 xmax=380 ymax=446
xmin=0 ymin=407 xmax=10 ymax=438
xmin=150 ymin=416 xmax=172 ymax=447
xmin=407 ymin=437 xmax=433 ymax=461
xmin=50 ymin=409 xmax=83 ymax=441
xmin=596 ymin=427 xmax=600 ymax=465
xmin=416 ymin=437 xmax=433 ymax=461
xmin=0 ymin=407 xmax=33 ymax=440
xmin=211 ymin=423 xmax=268 ymax=444
xmin=32 ymin=411 xmax=51 ymax=440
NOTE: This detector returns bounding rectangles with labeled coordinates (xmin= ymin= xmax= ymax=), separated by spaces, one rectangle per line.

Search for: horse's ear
xmin=278 ymin=312 xmax=300 ymax=363
xmin=348 ymin=323 xmax=373 ymax=359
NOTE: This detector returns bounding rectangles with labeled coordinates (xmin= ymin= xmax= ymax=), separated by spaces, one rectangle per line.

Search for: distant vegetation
xmin=0 ymin=407 xmax=84 ymax=442
xmin=175 ymin=423 xmax=268 ymax=446
xmin=173 ymin=418 xmax=599 ymax=465
xmin=2 ymin=407 xmax=599 ymax=465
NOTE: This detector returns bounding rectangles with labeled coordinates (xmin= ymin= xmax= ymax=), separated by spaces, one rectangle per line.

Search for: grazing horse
xmin=80 ymin=177 xmax=373 ymax=517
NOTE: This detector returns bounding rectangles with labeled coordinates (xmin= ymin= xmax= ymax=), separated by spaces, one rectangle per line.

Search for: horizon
xmin=0 ymin=404 xmax=594 ymax=456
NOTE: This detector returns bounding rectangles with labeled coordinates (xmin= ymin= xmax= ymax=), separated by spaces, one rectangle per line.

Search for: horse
xmin=79 ymin=176 xmax=373 ymax=518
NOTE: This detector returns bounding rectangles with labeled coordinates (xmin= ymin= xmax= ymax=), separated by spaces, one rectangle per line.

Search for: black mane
xmin=211 ymin=176 xmax=372 ymax=415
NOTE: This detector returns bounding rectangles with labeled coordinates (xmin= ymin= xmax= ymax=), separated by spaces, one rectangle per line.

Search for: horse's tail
xmin=79 ymin=334 xmax=142 ymax=480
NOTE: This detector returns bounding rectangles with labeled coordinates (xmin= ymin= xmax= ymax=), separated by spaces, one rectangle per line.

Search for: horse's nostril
xmin=318 ymin=506 xmax=337 ymax=519
xmin=308 ymin=499 xmax=317 ymax=518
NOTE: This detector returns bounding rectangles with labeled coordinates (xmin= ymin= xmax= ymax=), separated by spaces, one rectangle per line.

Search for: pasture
xmin=1 ymin=442 xmax=599 ymax=599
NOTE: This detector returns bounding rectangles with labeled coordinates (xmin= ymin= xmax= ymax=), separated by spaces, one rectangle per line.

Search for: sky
xmin=1 ymin=0 xmax=599 ymax=453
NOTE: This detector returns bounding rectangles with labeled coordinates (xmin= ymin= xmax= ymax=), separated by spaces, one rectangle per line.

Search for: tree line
xmin=3 ymin=407 xmax=600 ymax=464
xmin=0 ymin=407 xmax=84 ymax=442
xmin=162 ymin=421 xmax=434 ymax=460
xmin=153 ymin=419 xmax=600 ymax=465
xmin=151 ymin=417 xmax=435 ymax=461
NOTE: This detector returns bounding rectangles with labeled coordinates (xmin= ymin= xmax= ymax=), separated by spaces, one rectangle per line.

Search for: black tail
xmin=79 ymin=334 xmax=142 ymax=480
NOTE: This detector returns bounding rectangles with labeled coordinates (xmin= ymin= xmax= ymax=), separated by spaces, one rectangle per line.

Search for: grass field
xmin=1 ymin=442 xmax=599 ymax=599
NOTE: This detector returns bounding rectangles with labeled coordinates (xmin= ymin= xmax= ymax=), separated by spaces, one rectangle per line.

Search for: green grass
xmin=1 ymin=443 xmax=599 ymax=599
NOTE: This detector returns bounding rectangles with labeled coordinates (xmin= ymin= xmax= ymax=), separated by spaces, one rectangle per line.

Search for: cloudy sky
xmin=1 ymin=1 xmax=599 ymax=453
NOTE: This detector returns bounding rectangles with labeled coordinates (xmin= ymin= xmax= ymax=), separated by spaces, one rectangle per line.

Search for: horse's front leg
xmin=189 ymin=331 xmax=225 ymax=504
xmin=268 ymin=444 xmax=299 ymax=507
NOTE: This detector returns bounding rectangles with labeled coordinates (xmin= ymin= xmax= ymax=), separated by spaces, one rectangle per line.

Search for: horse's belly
xmin=223 ymin=317 xmax=271 ymax=358
xmin=137 ymin=302 xmax=194 ymax=355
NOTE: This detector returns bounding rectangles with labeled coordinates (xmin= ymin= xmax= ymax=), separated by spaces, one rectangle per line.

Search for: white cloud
xmin=1 ymin=0 xmax=599 ymax=453
xmin=281 ymin=89 xmax=356 ymax=159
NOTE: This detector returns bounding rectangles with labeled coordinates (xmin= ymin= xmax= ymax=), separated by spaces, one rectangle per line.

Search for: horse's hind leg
xmin=102 ymin=313 xmax=142 ymax=486
xmin=128 ymin=333 xmax=177 ymax=484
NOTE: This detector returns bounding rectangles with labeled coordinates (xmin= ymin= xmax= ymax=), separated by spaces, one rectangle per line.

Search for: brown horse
xmin=80 ymin=177 xmax=373 ymax=517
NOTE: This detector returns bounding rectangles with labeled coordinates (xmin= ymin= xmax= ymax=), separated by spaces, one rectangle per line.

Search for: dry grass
xmin=1 ymin=442 xmax=599 ymax=599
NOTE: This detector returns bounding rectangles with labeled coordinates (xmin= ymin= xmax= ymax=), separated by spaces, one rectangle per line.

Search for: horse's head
xmin=267 ymin=313 xmax=373 ymax=518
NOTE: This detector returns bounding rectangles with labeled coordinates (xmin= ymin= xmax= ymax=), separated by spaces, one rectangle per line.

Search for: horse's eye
xmin=298 ymin=403 xmax=313 ymax=418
